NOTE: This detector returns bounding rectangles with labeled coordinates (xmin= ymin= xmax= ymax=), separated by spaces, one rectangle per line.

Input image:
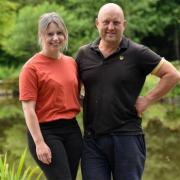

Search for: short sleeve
xmin=19 ymin=66 xmax=38 ymax=101
xmin=137 ymin=46 xmax=162 ymax=75
xmin=151 ymin=58 xmax=165 ymax=74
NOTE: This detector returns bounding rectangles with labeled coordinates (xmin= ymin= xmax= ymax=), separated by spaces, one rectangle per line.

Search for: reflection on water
xmin=0 ymin=90 xmax=180 ymax=180
xmin=0 ymin=95 xmax=23 ymax=152
xmin=144 ymin=119 xmax=180 ymax=180
xmin=0 ymin=93 xmax=45 ymax=179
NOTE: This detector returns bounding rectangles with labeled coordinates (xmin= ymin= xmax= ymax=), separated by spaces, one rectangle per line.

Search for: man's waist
xmin=84 ymin=127 xmax=143 ymax=138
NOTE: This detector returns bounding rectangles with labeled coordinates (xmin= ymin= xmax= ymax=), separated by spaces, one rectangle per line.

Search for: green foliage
xmin=168 ymin=83 xmax=180 ymax=97
xmin=2 ymin=124 xmax=26 ymax=157
xmin=142 ymin=103 xmax=167 ymax=127
xmin=123 ymin=0 xmax=180 ymax=40
xmin=141 ymin=74 xmax=159 ymax=96
xmin=122 ymin=0 xmax=158 ymax=40
xmin=0 ymin=66 xmax=21 ymax=80
xmin=0 ymin=104 xmax=23 ymax=120
xmin=2 ymin=0 xmax=179 ymax=64
xmin=2 ymin=2 xmax=63 ymax=60
xmin=2 ymin=1 xmax=91 ymax=62
xmin=0 ymin=0 xmax=17 ymax=45
xmin=0 ymin=149 xmax=42 ymax=180
xmin=0 ymin=150 xmax=42 ymax=180
xmin=11 ymin=0 xmax=51 ymax=7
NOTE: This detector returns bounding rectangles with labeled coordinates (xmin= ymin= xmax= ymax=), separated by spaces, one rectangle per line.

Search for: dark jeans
xmin=81 ymin=134 xmax=146 ymax=180
xmin=27 ymin=119 xmax=82 ymax=180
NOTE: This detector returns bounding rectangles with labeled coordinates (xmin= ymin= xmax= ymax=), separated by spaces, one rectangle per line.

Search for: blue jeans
xmin=81 ymin=134 xmax=146 ymax=180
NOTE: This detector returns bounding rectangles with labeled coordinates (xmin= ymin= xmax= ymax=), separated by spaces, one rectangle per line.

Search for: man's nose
xmin=108 ymin=22 xmax=115 ymax=29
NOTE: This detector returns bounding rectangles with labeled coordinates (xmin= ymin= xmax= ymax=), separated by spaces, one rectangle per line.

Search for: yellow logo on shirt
xmin=119 ymin=56 xmax=124 ymax=60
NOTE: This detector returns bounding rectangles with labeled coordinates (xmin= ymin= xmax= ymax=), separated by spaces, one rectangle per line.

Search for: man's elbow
xmin=170 ymin=71 xmax=180 ymax=84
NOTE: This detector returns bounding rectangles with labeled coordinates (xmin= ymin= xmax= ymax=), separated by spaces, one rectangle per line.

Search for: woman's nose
xmin=53 ymin=34 xmax=58 ymax=40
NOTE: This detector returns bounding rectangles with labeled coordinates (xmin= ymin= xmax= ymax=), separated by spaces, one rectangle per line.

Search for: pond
xmin=0 ymin=86 xmax=180 ymax=180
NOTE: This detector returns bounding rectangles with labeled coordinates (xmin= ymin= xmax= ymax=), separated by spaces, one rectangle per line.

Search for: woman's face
xmin=41 ymin=22 xmax=65 ymax=53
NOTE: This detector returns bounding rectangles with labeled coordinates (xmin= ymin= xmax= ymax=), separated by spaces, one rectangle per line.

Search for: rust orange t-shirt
xmin=19 ymin=53 xmax=80 ymax=123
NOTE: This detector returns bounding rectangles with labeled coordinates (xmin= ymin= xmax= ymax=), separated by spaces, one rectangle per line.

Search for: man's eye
xmin=103 ymin=21 xmax=109 ymax=25
xmin=114 ymin=21 xmax=120 ymax=25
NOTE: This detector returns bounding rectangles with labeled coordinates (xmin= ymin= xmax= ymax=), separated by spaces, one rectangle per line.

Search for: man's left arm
xmin=135 ymin=59 xmax=180 ymax=114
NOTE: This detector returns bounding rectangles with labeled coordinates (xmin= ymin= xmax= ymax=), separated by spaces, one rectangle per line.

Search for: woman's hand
xmin=36 ymin=141 xmax=52 ymax=164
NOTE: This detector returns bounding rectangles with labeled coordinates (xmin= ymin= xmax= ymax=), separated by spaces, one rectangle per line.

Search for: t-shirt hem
xmin=19 ymin=97 xmax=37 ymax=101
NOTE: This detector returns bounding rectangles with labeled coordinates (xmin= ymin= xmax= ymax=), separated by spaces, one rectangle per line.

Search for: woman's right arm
xmin=22 ymin=100 xmax=52 ymax=164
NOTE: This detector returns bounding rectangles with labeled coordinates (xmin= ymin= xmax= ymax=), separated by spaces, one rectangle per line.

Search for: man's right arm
xmin=135 ymin=59 xmax=180 ymax=114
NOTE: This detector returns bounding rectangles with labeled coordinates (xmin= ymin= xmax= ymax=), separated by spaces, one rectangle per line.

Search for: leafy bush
xmin=0 ymin=66 xmax=21 ymax=80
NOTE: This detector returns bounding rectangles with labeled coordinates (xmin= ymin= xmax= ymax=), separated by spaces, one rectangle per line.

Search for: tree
xmin=0 ymin=0 xmax=17 ymax=46
xmin=1 ymin=1 xmax=92 ymax=62
xmin=2 ymin=0 xmax=179 ymax=64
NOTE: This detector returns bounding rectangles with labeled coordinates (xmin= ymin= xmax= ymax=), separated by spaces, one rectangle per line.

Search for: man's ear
xmin=95 ymin=18 xmax=99 ymax=28
xmin=123 ymin=20 xmax=127 ymax=28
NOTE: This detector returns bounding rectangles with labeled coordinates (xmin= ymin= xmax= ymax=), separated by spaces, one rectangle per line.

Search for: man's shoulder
xmin=76 ymin=43 xmax=93 ymax=62
xmin=78 ymin=43 xmax=92 ymax=52
xmin=128 ymin=39 xmax=159 ymax=58
xmin=128 ymin=38 xmax=145 ymax=50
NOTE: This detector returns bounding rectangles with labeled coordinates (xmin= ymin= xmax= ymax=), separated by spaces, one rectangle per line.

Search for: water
xmin=0 ymin=89 xmax=180 ymax=180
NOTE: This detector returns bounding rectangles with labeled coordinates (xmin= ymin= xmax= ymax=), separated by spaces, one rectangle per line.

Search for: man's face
xmin=96 ymin=7 xmax=126 ymax=44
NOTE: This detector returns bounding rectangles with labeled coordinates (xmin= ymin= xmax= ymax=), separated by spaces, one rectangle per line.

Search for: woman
xmin=19 ymin=12 xmax=82 ymax=180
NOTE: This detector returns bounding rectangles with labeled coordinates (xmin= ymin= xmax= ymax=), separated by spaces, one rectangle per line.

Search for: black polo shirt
xmin=76 ymin=37 xmax=161 ymax=136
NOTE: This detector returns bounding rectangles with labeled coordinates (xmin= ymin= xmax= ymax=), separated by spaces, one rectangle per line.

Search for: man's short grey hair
xmin=38 ymin=12 xmax=68 ymax=51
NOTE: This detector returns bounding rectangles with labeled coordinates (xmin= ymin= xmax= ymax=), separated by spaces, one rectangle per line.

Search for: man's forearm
xmin=145 ymin=72 xmax=180 ymax=105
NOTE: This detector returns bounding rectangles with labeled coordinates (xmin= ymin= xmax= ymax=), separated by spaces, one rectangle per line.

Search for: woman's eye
xmin=57 ymin=32 xmax=63 ymax=35
xmin=47 ymin=32 xmax=53 ymax=36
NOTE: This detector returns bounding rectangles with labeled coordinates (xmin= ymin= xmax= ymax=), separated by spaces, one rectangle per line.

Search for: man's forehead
xmin=100 ymin=15 xmax=122 ymax=21
xmin=98 ymin=5 xmax=124 ymax=20
xmin=98 ymin=10 xmax=123 ymax=21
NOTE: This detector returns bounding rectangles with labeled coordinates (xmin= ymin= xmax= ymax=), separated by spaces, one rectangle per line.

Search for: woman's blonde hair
xmin=38 ymin=12 xmax=68 ymax=51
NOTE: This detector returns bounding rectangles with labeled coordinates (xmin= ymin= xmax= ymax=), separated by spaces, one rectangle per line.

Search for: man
xmin=76 ymin=3 xmax=180 ymax=180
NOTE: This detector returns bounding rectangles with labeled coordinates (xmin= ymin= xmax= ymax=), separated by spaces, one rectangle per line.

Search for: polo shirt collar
xmin=90 ymin=36 xmax=129 ymax=52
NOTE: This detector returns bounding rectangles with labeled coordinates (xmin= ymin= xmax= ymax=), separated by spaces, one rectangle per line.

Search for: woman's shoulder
xmin=62 ymin=54 xmax=75 ymax=61
xmin=22 ymin=53 xmax=45 ymax=70
xmin=61 ymin=54 xmax=76 ymax=65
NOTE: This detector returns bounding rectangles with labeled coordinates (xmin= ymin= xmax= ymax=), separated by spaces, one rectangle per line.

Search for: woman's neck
xmin=40 ymin=50 xmax=61 ymax=60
